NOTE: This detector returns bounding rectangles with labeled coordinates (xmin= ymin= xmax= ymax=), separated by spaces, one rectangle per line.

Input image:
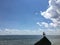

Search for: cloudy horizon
xmin=0 ymin=28 xmax=60 ymax=35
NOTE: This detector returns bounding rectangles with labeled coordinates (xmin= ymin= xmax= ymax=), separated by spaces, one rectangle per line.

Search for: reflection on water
xmin=50 ymin=39 xmax=60 ymax=45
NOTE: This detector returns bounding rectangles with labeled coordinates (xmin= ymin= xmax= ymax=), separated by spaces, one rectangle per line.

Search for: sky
xmin=0 ymin=0 xmax=60 ymax=35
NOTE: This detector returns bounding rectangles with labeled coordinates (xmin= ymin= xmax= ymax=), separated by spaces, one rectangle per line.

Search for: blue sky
xmin=0 ymin=0 xmax=48 ymax=30
xmin=0 ymin=0 xmax=60 ymax=35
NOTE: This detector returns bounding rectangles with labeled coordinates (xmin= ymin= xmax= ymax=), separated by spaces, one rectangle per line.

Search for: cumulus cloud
xmin=38 ymin=0 xmax=60 ymax=28
xmin=0 ymin=28 xmax=60 ymax=35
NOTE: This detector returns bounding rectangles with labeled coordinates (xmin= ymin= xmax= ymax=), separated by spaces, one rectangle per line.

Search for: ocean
xmin=0 ymin=35 xmax=60 ymax=45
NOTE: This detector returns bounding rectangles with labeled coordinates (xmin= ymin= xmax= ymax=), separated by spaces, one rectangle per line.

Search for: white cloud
xmin=49 ymin=23 xmax=57 ymax=27
xmin=37 ymin=22 xmax=49 ymax=28
xmin=37 ymin=22 xmax=42 ymax=26
xmin=40 ymin=0 xmax=60 ymax=28
xmin=42 ymin=22 xmax=49 ymax=28
xmin=41 ymin=6 xmax=52 ymax=19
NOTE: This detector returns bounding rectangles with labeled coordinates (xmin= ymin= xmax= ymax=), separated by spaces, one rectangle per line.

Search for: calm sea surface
xmin=0 ymin=35 xmax=60 ymax=45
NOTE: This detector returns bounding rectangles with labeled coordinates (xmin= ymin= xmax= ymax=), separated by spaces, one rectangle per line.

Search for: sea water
xmin=0 ymin=35 xmax=60 ymax=45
